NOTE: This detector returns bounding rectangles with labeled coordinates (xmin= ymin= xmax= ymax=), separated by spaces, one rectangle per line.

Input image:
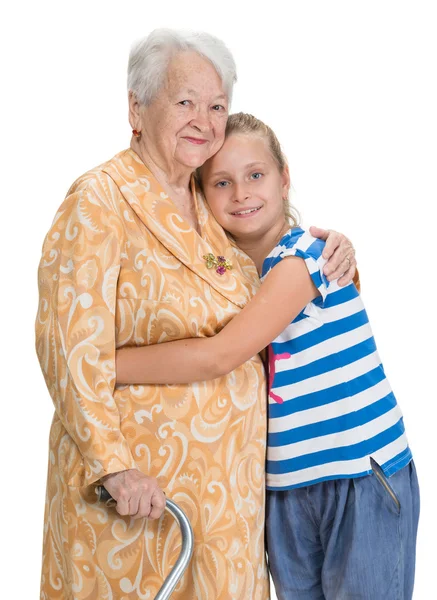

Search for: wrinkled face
xmin=138 ymin=51 xmax=229 ymax=170
xmin=201 ymin=133 xmax=289 ymax=241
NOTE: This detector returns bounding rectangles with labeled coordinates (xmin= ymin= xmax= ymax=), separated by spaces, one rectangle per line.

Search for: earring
xmin=132 ymin=129 xmax=141 ymax=138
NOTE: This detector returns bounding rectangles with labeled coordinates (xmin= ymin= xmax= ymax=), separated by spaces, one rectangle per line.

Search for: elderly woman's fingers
xmin=310 ymin=226 xmax=344 ymax=263
xmin=148 ymin=489 xmax=167 ymax=520
xmin=132 ymin=492 xmax=152 ymax=520
xmin=115 ymin=488 xmax=131 ymax=516
xmin=321 ymin=230 xmax=342 ymax=261
xmin=103 ymin=469 xmax=165 ymax=518
xmin=310 ymin=227 xmax=356 ymax=275
xmin=128 ymin=493 xmax=140 ymax=517
xmin=337 ymin=259 xmax=357 ymax=287
xmin=323 ymin=240 xmax=355 ymax=275
xmin=327 ymin=253 xmax=357 ymax=284
xmin=322 ymin=244 xmax=343 ymax=276
xmin=309 ymin=225 xmax=329 ymax=243
xmin=102 ymin=469 xmax=166 ymax=520
xmin=324 ymin=241 xmax=355 ymax=277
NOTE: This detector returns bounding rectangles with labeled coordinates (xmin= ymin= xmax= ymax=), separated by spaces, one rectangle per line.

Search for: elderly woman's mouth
xmin=230 ymin=206 xmax=263 ymax=217
xmin=182 ymin=136 xmax=209 ymax=145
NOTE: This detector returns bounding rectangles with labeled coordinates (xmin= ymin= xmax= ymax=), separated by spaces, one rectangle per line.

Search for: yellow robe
xmin=36 ymin=148 xmax=269 ymax=600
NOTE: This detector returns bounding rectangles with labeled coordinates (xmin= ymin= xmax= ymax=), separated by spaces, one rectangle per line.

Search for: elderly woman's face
xmin=139 ymin=52 xmax=229 ymax=170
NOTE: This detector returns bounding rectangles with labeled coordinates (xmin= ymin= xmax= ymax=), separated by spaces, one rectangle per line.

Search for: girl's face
xmin=201 ymin=133 xmax=289 ymax=241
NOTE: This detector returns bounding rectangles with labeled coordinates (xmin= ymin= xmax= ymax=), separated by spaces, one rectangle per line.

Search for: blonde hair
xmin=199 ymin=112 xmax=300 ymax=226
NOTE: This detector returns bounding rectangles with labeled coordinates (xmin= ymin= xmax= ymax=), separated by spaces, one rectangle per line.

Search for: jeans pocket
xmin=370 ymin=457 xmax=401 ymax=514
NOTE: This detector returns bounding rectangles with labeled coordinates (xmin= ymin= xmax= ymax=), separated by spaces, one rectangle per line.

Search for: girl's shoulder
xmin=263 ymin=228 xmax=334 ymax=302
xmin=262 ymin=228 xmax=327 ymax=278
xmin=278 ymin=227 xmax=326 ymax=259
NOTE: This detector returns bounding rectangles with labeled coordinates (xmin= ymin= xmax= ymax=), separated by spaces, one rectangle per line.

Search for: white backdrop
xmin=1 ymin=1 xmax=436 ymax=598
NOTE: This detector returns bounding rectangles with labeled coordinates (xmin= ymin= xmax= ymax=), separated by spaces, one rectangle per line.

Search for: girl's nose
xmin=232 ymin=183 xmax=250 ymax=203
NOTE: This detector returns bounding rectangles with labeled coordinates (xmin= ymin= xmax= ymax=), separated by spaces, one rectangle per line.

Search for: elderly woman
xmin=36 ymin=29 xmax=356 ymax=600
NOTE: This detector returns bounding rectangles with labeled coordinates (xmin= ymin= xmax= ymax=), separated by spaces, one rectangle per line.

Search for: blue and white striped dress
xmin=262 ymin=227 xmax=412 ymax=491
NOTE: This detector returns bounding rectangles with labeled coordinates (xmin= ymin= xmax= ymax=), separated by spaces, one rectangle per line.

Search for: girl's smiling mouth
xmin=230 ymin=206 xmax=263 ymax=217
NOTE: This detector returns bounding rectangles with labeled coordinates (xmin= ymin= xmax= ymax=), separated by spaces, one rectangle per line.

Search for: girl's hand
xmin=101 ymin=469 xmax=166 ymax=520
xmin=309 ymin=226 xmax=356 ymax=286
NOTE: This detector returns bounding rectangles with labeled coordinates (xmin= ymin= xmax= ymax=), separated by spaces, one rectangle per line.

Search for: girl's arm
xmin=116 ymin=256 xmax=318 ymax=384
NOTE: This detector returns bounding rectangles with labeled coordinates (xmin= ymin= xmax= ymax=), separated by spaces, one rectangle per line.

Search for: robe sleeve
xmin=353 ymin=269 xmax=361 ymax=293
xmin=35 ymin=179 xmax=138 ymax=487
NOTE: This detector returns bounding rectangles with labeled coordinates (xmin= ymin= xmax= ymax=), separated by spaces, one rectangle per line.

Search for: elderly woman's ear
xmin=128 ymin=90 xmax=142 ymax=134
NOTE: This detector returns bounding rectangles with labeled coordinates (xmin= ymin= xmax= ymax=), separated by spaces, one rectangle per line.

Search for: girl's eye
xmin=250 ymin=172 xmax=263 ymax=180
xmin=216 ymin=180 xmax=229 ymax=188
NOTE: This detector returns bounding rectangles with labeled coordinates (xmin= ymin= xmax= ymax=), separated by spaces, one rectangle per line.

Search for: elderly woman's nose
xmin=190 ymin=106 xmax=211 ymax=132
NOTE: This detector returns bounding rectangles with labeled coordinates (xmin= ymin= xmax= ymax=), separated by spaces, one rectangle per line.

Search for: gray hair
xmin=127 ymin=28 xmax=237 ymax=106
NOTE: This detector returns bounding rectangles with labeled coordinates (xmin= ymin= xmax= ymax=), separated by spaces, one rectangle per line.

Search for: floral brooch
xmin=203 ymin=253 xmax=233 ymax=275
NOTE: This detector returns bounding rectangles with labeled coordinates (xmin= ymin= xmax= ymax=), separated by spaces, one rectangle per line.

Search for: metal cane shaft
xmin=154 ymin=498 xmax=193 ymax=600
xmin=98 ymin=487 xmax=194 ymax=600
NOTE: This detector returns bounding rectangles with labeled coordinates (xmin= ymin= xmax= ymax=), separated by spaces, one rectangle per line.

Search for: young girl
xmin=115 ymin=113 xmax=419 ymax=599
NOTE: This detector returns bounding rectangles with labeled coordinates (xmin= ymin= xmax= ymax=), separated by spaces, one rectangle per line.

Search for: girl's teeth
xmin=234 ymin=207 xmax=260 ymax=215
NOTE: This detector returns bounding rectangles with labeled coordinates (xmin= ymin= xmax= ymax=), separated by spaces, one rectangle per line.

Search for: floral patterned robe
xmin=35 ymin=148 xmax=269 ymax=599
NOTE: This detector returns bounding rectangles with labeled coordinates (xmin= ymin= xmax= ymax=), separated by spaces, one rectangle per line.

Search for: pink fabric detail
xmin=268 ymin=347 xmax=291 ymax=404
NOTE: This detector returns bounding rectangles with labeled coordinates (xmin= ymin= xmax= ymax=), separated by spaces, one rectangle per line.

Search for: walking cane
xmin=98 ymin=487 xmax=194 ymax=600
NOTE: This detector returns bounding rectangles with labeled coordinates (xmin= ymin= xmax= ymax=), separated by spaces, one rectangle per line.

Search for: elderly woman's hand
xmin=101 ymin=469 xmax=166 ymax=520
xmin=309 ymin=226 xmax=357 ymax=286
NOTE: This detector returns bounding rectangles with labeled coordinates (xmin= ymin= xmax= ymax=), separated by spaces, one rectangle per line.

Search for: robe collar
xmin=103 ymin=148 xmax=258 ymax=309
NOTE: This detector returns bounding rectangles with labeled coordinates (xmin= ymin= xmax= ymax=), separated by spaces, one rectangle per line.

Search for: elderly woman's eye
xmin=178 ymin=100 xmax=191 ymax=106
xmin=212 ymin=105 xmax=225 ymax=111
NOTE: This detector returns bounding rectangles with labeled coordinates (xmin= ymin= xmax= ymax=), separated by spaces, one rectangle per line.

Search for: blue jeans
xmin=266 ymin=461 xmax=420 ymax=599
